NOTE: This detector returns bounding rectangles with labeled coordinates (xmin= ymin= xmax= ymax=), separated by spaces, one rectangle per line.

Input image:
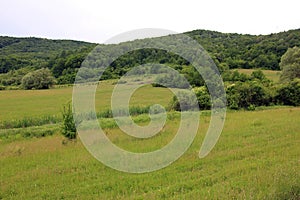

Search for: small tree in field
xmin=21 ymin=68 xmax=55 ymax=89
xmin=61 ymin=103 xmax=77 ymax=140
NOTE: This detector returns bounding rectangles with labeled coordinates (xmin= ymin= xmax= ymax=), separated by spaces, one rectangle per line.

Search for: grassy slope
xmin=0 ymin=107 xmax=299 ymax=199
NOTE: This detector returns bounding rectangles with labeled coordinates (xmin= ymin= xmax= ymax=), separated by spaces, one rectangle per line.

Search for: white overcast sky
xmin=1 ymin=0 xmax=299 ymax=43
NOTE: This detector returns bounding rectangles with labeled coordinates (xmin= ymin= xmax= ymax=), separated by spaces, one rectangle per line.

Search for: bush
xmin=21 ymin=68 xmax=55 ymax=89
xmin=193 ymin=86 xmax=211 ymax=110
xmin=226 ymin=81 xmax=272 ymax=110
xmin=61 ymin=103 xmax=77 ymax=139
xmin=0 ymin=67 xmax=32 ymax=87
xmin=169 ymin=90 xmax=198 ymax=111
xmin=276 ymin=79 xmax=300 ymax=106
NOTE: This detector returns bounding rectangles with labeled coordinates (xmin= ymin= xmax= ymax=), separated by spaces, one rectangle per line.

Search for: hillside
xmin=0 ymin=36 xmax=96 ymax=73
xmin=186 ymin=29 xmax=300 ymax=70
xmin=1 ymin=28 xmax=300 ymax=86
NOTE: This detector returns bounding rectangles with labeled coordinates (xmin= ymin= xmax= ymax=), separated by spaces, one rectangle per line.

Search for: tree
xmin=21 ymin=68 xmax=55 ymax=89
xmin=61 ymin=102 xmax=77 ymax=140
xmin=280 ymin=46 xmax=300 ymax=82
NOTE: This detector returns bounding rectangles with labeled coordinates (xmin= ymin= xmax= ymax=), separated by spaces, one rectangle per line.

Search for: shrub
xmin=169 ymin=90 xmax=198 ymax=111
xmin=276 ymin=79 xmax=300 ymax=106
xmin=61 ymin=103 xmax=77 ymax=139
xmin=193 ymin=86 xmax=211 ymax=110
xmin=226 ymin=81 xmax=272 ymax=109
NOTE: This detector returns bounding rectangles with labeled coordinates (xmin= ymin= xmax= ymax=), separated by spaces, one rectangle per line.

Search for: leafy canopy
xmin=280 ymin=46 xmax=300 ymax=82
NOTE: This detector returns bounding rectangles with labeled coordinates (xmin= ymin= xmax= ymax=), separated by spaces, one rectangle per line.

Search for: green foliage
xmin=276 ymin=79 xmax=300 ymax=106
xmin=0 ymin=36 xmax=95 ymax=73
xmin=61 ymin=103 xmax=77 ymax=139
xmin=223 ymin=69 xmax=271 ymax=84
xmin=181 ymin=65 xmax=204 ymax=87
xmin=1 ymin=29 xmax=300 ymax=87
xmin=0 ymin=67 xmax=33 ymax=87
xmin=226 ymin=81 xmax=272 ymax=110
xmin=169 ymin=78 xmax=274 ymax=111
xmin=49 ymin=50 xmax=90 ymax=78
xmin=222 ymin=70 xmax=250 ymax=82
xmin=169 ymin=90 xmax=198 ymax=111
xmin=187 ymin=29 xmax=300 ymax=70
xmin=251 ymin=69 xmax=265 ymax=80
xmin=21 ymin=68 xmax=55 ymax=89
xmin=279 ymin=46 xmax=300 ymax=82
xmin=193 ymin=86 xmax=211 ymax=110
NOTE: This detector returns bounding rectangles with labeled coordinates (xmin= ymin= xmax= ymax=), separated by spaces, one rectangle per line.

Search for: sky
xmin=1 ymin=0 xmax=300 ymax=43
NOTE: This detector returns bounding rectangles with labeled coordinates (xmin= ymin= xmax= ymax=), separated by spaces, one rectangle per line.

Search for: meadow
xmin=0 ymin=75 xmax=299 ymax=199
xmin=0 ymin=80 xmax=173 ymax=121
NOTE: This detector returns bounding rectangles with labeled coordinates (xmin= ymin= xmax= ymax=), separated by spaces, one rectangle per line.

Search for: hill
xmin=0 ymin=36 xmax=96 ymax=73
xmin=186 ymin=29 xmax=300 ymax=70
xmin=1 ymin=28 xmax=300 ymax=86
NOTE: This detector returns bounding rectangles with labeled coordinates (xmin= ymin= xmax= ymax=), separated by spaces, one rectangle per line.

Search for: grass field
xmin=0 ymin=107 xmax=299 ymax=199
xmin=0 ymin=79 xmax=299 ymax=199
xmin=0 ymin=80 xmax=173 ymax=121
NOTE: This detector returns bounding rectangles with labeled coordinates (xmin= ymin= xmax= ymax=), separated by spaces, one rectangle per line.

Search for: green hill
xmin=187 ymin=29 xmax=300 ymax=70
xmin=0 ymin=36 xmax=96 ymax=73
xmin=1 ymin=28 xmax=300 ymax=86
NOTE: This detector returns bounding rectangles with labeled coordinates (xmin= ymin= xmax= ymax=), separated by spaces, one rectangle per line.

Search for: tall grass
xmin=0 ymin=108 xmax=299 ymax=199
xmin=0 ymin=124 xmax=59 ymax=142
xmin=0 ymin=106 xmax=160 ymax=129
xmin=97 ymin=106 xmax=152 ymax=118
xmin=0 ymin=115 xmax=61 ymax=129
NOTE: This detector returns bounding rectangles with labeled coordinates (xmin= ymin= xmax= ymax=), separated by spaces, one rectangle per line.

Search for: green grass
xmin=236 ymin=69 xmax=281 ymax=82
xmin=0 ymin=107 xmax=299 ymax=199
xmin=0 ymin=80 xmax=173 ymax=121
xmin=0 ymin=78 xmax=299 ymax=199
xmin=0 ymin=124 xmax=59 ymax=143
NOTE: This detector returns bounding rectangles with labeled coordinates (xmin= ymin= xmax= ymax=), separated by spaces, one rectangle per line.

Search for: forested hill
xmin=186 ymin=29 xmax=300 ymax=70
xmin=1 ymin=28 xmax=300 ymax=84
xmin=0 ymin=36 xmax=96 ymax=73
